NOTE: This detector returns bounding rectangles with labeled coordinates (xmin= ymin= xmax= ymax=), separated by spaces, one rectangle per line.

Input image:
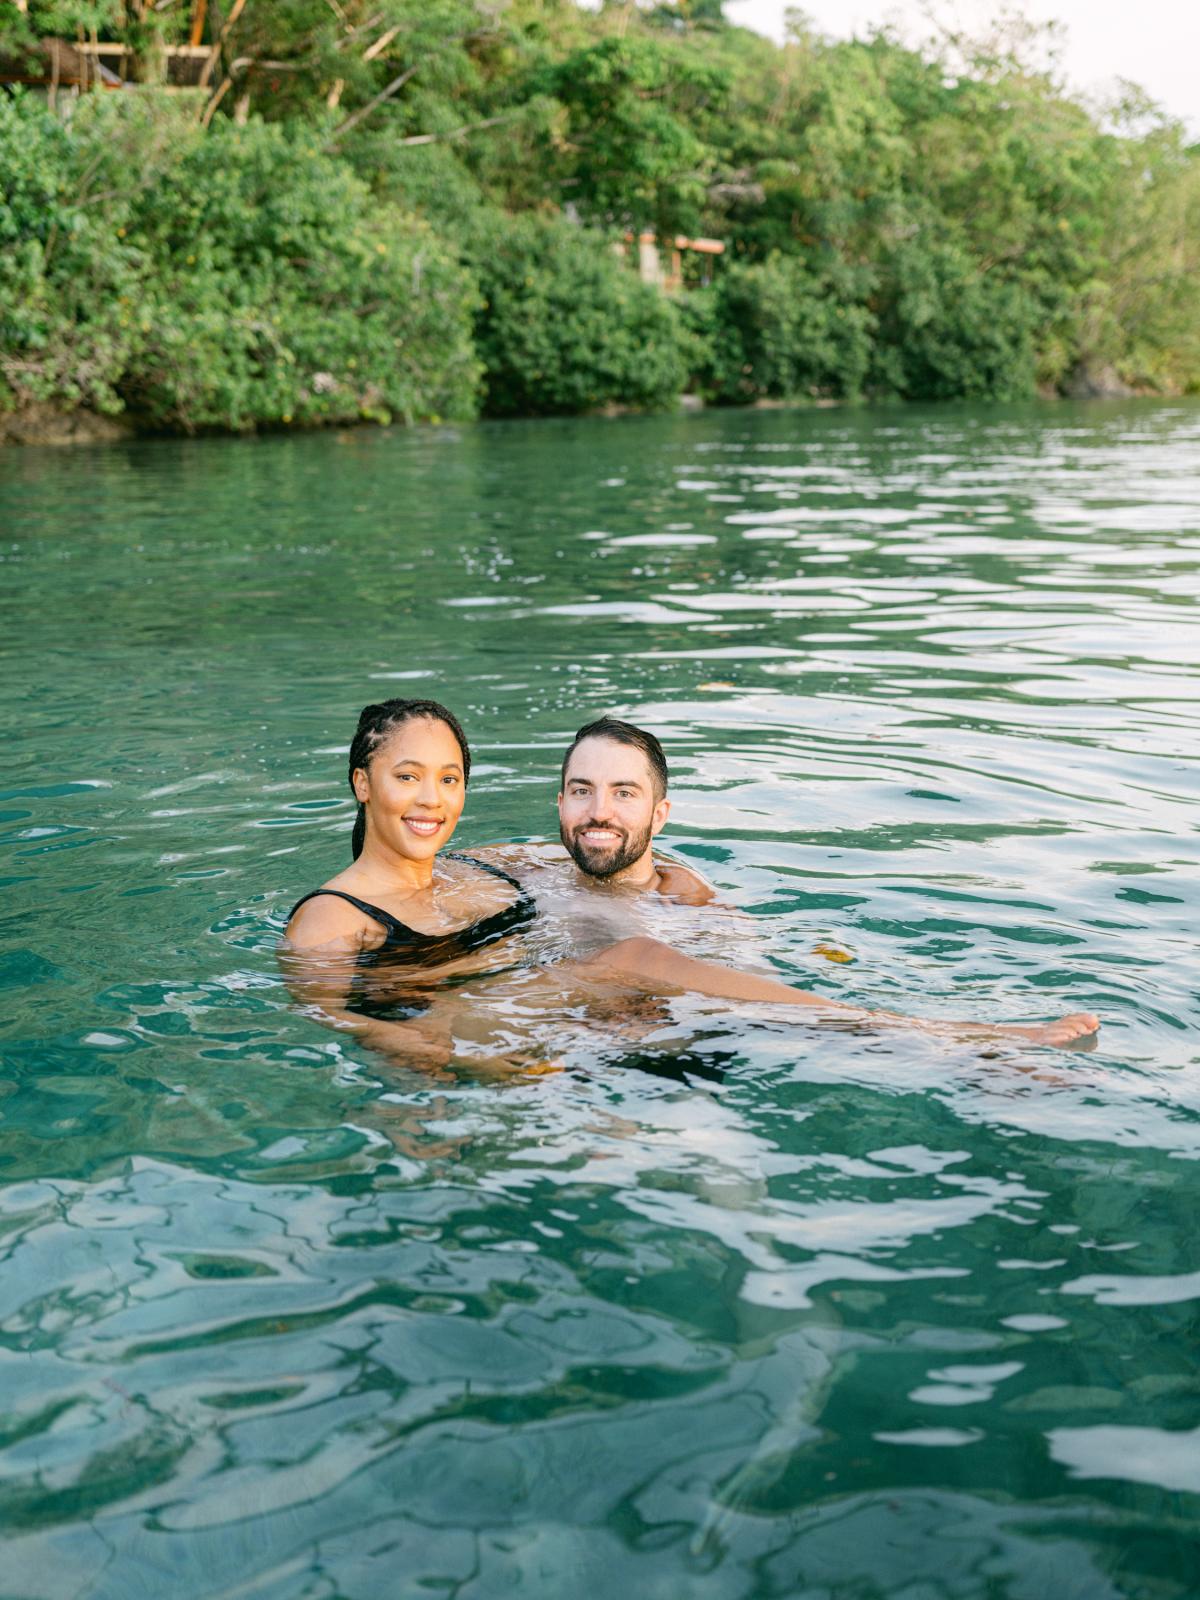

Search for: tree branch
xmin=325 ymin=62 xmax=418 ymax=146
xmin=396 ymin=111 xmax=515 ymax=148
xmin=198 ymin=0 xmax=246 ymax=90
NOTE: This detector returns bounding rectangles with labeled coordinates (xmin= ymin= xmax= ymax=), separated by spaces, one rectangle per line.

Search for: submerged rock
xmin=0 ymin=405 xmax=133 ymax=447
xmin=1063 ymin=363 xmax=1137 ymax=399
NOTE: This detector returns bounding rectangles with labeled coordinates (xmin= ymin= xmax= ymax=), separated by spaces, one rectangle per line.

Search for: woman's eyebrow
xmin=391 ymin=758 xmax=463 ymax=773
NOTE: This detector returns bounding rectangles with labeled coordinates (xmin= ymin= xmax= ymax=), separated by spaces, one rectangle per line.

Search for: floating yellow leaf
xmin=813 ymin=941 xmax=855 ymax=964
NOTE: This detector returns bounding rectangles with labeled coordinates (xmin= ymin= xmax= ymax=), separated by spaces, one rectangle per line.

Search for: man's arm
xmin=581 ymin=936 xmax=1100 ymax=1048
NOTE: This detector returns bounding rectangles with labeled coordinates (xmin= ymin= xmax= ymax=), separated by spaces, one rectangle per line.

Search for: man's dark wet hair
xmin=560 ymin=717 xmax=669 ymax=802
xmin=348 ymin=698 xmax=470 ymax=859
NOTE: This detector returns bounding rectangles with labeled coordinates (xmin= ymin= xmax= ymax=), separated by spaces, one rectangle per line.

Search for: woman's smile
xmin=402 ymin=815 xmax=443 ymax=837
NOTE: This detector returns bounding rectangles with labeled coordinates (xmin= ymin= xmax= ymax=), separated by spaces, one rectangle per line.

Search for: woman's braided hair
xmin=347 ymin=698 xmax=471 ymax=860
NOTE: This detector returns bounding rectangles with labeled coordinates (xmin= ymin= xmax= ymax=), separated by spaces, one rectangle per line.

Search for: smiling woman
xmin=282 ymin=700 xmax=539 ymax=1065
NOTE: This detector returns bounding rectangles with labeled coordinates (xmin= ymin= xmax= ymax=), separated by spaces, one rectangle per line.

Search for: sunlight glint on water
xmin=1 ymin=399 xmax=1198 ymax=1599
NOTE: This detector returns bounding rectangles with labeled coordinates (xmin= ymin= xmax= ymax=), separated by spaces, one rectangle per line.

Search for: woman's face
xmin=353 ymin=718 xmax=467 ymax=862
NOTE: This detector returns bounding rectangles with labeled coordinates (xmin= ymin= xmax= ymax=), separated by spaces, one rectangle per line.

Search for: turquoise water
xmin=2 ymin=400 xmax=1198 ymax=1598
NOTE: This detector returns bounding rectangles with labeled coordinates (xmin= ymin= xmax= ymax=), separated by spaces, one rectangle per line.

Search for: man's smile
xmin=577 ymin=826 xmax=624 ymax=847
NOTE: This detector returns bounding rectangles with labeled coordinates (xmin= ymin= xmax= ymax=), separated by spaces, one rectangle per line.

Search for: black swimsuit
xmin=288 ymin=855 xmax=535 ymax=1020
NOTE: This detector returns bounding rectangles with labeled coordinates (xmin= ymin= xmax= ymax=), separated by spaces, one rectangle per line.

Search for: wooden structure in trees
xmin=0 ymin=2 xmax=216 ymax=94
xmin=619 ymin=233 xmax=725 ymax=293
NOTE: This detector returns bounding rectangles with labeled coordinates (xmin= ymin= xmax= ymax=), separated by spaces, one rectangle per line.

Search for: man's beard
xmin=561 ymin=817 xmax=654 ymax=879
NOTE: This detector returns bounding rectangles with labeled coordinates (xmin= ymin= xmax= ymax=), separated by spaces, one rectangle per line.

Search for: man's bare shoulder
xmin=473 ymin=842 xmax=719 ymax=905
xmin=653 ymin=857 xmax=717 ymax=906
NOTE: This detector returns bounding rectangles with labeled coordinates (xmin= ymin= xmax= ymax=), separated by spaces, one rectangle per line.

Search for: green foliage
xmin=124 ymin=120 xmax=480 ymax=431
xmin=0 ymin=91 xmax=166 ymax=416
xmin=535 ymin=34 xmax=725 ymax=235
xmin=3 ymin=1 xmax=1198 ymax=431
xmin=698 ymin=253 xmax=875 ymax=401
xmin=468 ymin=212 xmax=689 ymax=416
xmin=0 ymin=95 xmax=478 ymax=430
xmin=868 ymin=239 xmax=1039 ymax=401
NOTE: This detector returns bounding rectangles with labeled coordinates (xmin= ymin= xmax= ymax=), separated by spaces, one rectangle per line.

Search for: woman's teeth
xmin=404 ymin=818 xmax=441 ymax=835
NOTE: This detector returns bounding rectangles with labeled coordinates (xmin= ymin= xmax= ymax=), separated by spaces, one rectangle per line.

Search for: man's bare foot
xmin=999 ymin=1012 xmax=1100 ymax=1047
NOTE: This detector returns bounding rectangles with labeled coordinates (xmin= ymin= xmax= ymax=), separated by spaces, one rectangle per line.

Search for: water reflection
xmin=1 ymin=399 xmax=1198 ymax=1596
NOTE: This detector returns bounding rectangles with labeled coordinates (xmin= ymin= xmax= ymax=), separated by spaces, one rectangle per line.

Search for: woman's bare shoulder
xmin=283 ymin=884 xmax=377 ymax=950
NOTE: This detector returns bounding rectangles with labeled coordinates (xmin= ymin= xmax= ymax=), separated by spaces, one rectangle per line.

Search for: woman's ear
xmin=351 ymin=766 xmax=370 ymax=804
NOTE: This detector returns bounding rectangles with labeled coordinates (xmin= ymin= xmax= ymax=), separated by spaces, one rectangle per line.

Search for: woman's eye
xmin=442 ymin=775 xmax=459 ymax=785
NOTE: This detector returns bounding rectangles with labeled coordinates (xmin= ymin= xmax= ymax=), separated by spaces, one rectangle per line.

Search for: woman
xmin=286 ymin=698 xmax=530 ymax=963
xmin=282 ymin=698 xmax=1100 ymax=1071
xmin=283 ymin=699 xmax=539 ymax=1067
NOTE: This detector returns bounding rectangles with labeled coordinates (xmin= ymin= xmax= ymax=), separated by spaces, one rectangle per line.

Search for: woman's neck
xmin=353 ymin=840 xmax=437 ymax=894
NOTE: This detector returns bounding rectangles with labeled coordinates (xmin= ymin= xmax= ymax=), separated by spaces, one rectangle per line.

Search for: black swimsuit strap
xmin=287 ymin=855 xmax=530 ymax=946
xmin=443 ymin=852 xmax=524 ymax=890
xmin=287 ymin=888 xmax=417 ymax=942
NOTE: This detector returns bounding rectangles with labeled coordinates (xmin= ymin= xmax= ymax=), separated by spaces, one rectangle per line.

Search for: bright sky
xmin=725 ymin=0 xmax=1200 ymax=137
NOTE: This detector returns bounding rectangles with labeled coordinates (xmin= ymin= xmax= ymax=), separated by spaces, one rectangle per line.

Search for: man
xmin=475 ymin=715 xmax=716 ymax=910
xmin=554 ymin=716 xmax=713 ymax=903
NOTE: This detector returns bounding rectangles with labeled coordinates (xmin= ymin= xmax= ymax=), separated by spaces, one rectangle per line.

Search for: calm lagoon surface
xmin=1 ymin=400 xmax=1198 ymax=1598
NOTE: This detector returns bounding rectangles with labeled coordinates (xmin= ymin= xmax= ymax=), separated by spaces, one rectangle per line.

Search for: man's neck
xmin=573 ymin=849 xmax=661 ymax=894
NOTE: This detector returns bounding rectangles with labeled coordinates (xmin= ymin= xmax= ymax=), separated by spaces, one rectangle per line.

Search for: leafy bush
xmin=124 ymin=119 xmax=480 ymax=431
xmin=468 ymin=212 xmax=690 ymax=416
xmin=0 ymin=96 xmax=480 ymax=432
xmin=4 ymin=4 xmax=1199 ymax=431
xmin=698 ymin=253 xmax=876 ymax=402
xmin=869 ymin=240 xmax=1039 ymax=401
xmin=0 ymin=91 xmax=150 ymax=417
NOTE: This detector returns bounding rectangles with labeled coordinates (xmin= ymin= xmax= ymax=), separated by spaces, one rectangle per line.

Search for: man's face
xmin=558 ymin=736 xmax=669 ymax=879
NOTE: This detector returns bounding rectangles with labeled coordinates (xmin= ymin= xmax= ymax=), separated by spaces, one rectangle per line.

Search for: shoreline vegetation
xmin=2 ymin=2 xmax=1197 ymax=447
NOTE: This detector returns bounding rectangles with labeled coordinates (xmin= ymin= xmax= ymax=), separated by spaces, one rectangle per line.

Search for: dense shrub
xmin=3 ymin=4 xmax=1198 ymax=432
xmin=125 ymin=120 xmax=480 ymax=431
xmin=698 ymin=254 xmax=876 ymax=402
xmin=468 ymin=213 xmax=690 ymax=416
xmin=869 ymin=241 xmax=1040 ymax=401
xmin=0 ymin=92 xmax=147 ymax=417
xmin=0 ymin=96 xmax=480 ymax=432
